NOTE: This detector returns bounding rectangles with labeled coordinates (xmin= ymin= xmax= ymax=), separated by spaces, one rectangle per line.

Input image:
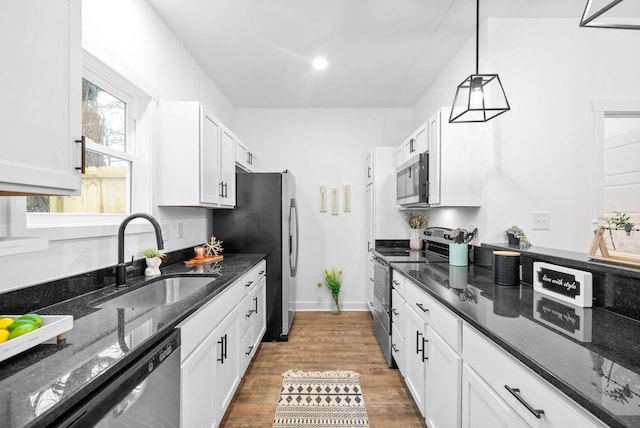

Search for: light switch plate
xmin=532 ymin=212 xmax=550 ymax=230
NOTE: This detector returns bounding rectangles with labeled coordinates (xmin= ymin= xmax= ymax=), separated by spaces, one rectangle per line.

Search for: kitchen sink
xmin=93 ymin=276 xmax=214 ymax=309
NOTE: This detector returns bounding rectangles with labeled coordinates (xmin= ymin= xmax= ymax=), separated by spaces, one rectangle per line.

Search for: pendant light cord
xmin=475 ymin=0 xmax=479 ymax=75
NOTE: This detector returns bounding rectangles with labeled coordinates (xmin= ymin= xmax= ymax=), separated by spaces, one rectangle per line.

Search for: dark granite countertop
xmin=0 ymin=253 xmax=265 ymax=428
xmin=391 ymin=261 xmax=640 ymax=428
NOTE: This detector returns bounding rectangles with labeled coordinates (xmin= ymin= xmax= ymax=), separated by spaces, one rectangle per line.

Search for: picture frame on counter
xmin=533 ymin=262 xmax=593 ymax=307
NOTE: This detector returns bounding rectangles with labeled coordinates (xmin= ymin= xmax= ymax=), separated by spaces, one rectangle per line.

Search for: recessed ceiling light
xmin=312 ymin=56 xmax=328 ymax=71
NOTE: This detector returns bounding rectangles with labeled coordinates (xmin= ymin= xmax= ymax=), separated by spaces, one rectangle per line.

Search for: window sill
xmin=26 ymin=221 xmax=154 ymax=242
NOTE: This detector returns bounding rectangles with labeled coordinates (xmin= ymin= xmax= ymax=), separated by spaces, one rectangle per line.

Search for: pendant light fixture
xmin=580 ymin=0 xmax=640 ymax=30
xmin=449 ymin=0 xmax=510 ymax=123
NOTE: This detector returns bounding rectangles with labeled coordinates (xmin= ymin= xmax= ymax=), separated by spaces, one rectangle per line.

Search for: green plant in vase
xmin=317 ymin=267 xmax=343 ymax=315
xmin=505 ymin=225 xmax=531 ymax=249
xmin=603 ymin=211 xmax=636 ymax=250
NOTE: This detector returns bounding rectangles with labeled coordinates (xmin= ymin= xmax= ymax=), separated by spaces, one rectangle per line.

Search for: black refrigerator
xmin=212 ymin=171 xmax=299 ymax=341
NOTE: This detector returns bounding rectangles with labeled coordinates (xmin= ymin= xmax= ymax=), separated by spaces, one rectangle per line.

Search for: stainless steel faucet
xmin=116 ymin=213 xmax=164 ymax=286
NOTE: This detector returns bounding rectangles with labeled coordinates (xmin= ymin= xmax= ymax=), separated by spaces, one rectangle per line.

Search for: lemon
xmin=0 ymin=329 xmax=9 ymax=344
xmin=9 ymin=323 xmax=38 ymax=340
xmin=18 ymin=313 xmax=42 ymax=326
xmin=0 ymin=318 xmax=14 ymax=329
xmin=7 ymin=319 xmax=37 ymax=332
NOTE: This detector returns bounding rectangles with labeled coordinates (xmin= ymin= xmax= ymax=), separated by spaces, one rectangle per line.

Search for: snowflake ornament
xmin=203 ymin=235 xmax=224 ymax=257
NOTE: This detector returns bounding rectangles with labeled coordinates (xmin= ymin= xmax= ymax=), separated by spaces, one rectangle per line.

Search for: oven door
xmin=373 ymin=256 xmax=390 ymax=331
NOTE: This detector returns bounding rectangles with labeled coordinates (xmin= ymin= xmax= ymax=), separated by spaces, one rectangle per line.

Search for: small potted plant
xmin=603 ymin=211 xmax=637 ymax=251
xmin=317 ymin=267 xmax=343 ymax=315
xmin=143 ymin=248 xmax=165 ymax=277
xmin=407 ymin=212 xmax=428 ymax=250
xmin=505 ymin=225 xmax=531 ymax=249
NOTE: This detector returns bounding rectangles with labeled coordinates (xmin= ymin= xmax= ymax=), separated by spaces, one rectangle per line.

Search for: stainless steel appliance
xmin=212 ymin=171 xmax=299 ymax=341
xmin=55 ymin=330 xmax=181 ymax=427
xmin=372 ymin=233 xmax=451 ymax=367
xmin=396 ymin=151 xmax=429 ymax=207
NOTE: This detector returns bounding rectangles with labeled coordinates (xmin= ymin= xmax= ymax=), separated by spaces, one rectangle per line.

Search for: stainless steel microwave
xmin=397 ymin=152 xmax=429 ymax=207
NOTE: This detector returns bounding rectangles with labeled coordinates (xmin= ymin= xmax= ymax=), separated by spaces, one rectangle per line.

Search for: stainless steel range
xmin=371 ymin=230 xmax=453 ymax=368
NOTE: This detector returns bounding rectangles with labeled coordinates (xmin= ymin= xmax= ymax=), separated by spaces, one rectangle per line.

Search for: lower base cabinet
xmin=461 ymin=364 xmax=528 ymax=428
xmin=426 ymin=326 xmax=462 ymax=428
xmin=179 ymin=261 xmax=266 ymax=428
xmin=404 ymin=305 xmax=427 ymax=415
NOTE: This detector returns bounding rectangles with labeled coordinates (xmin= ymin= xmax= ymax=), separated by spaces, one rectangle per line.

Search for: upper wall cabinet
xmin=0 ymin=0 xmax=82 ymax=196
xmin=397 ymin=124 xmax=428 ymax=167
xmin=156 ymin=102 xmax=235 ymax=208
xmin=428 ymin=107 xmax=482 ymax=207
xmin=235 ymin=138 xmax=258 ymax=172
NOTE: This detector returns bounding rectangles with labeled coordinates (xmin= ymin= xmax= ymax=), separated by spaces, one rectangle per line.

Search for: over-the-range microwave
xmin=397 ymin=151 xmax=429 ymax=208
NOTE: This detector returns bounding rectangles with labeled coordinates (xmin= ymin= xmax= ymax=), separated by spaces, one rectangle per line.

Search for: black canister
xmin=493 ymin=251 xmax=521 ymax=286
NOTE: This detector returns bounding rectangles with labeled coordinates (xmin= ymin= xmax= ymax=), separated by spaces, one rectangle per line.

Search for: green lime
xmin=7 ymin=319 xmax=37 ymax=332
xmin=18 ymin=314 xmax=42 ymax=326
xmin=8 ymin=323 xmax=38 ymax=339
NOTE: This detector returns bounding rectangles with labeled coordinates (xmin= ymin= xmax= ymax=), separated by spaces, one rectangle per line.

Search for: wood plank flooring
xmin=220 ymin=311 xmax=426 ymax=428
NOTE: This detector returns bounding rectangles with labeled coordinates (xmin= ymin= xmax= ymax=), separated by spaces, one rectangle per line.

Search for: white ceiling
xmin=146 ymin=0 xmax=587 ymax=108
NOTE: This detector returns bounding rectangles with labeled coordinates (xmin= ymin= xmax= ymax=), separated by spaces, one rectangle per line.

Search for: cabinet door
xmin=251 ymin=276 xmax=267 ymax=349
xmin=426 ymin=326 xmax=462 ymax=428
xmin=0 ymin=0 xmax=81 ymax=195
xmin=235 ymin=139 xmax=249 ymax=170
xmin=219 ymin=128 xmax=236 ymax=206
xmin=405 ymin=305 xmax=428 ymax=416
xmin=461 ymin=364 xmax=528 ymax=428
xmin=414 ymin=126 xmax=428 ymax=154
xmin=427 ymin=110 xmax=441 ymax=205
xmin=396 ymin=145 xmax=404 ymax=167
xmin=181 ymin=330 xmax=217 ymax=428
xmin=365 ymin=152 xmax=373 ymax=185
xmin=214 ymin=310 xmax=240 ymax=425
xmin=201 ymin=111 xmax=222 ymax=205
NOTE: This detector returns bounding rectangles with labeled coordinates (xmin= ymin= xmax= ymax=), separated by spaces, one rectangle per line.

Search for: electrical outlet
xmin=161 ymin=224 xmax=169 ymax=241
xmin=532 ymin=212 xmax=550 ymax=230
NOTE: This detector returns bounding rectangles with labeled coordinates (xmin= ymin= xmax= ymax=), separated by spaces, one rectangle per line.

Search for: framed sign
xmin=533 ymin=262 xmax=592 ymax=307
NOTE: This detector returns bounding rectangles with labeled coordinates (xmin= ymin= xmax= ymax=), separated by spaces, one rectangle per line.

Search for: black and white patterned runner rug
xmin=272 ymin=370 xmax=369 ymax=428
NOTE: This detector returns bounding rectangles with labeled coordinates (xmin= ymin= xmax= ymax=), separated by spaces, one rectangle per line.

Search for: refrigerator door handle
xmin=290 ymin=198 xmax=299 ymax=277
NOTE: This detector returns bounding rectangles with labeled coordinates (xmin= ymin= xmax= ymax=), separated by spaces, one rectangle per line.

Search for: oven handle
xmin=54 ymin=330 xmax=180 ymax=427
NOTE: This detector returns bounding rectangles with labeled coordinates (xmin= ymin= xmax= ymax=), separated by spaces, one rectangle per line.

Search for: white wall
xmin=0 ymin=0 xmax=235 ymax=292
xmin=412 ymin=18 xmax=640 ymax=252
xmin=234 ymin=108 xmax=412 ymax=310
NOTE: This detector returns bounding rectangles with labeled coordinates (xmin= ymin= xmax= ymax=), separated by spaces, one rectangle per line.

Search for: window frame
xmin=11 ymin=50 xmax=157 ymax=242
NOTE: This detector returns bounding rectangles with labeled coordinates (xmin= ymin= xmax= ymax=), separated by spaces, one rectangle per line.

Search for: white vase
xmin=144 ymin=257 xmax=162 ymax=277
xmin=409 ymin=228 xmax=425 ymax=250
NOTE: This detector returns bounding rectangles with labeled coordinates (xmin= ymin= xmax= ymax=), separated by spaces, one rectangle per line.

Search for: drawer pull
xmin=392 ymin=344 xmax=399 ymax=353
xmin=258 ymin=270 xmax=265 ymax=275
xmin=416 ymin=302 xmax=429 ymax=313
xmin=504 ymin=385 xmax=545 ymax=419
xmin=245 ymin=280 xmax=254 ymax=287
xmin=369 ymin=277 xmax=374 ymax=282
xmin=245 ymin=345 xmax=254 ymax=356
xmin=392 ymin=308 xmax=399 ymax=316
xmin=392 ymin=280 xmax=400 ymax=286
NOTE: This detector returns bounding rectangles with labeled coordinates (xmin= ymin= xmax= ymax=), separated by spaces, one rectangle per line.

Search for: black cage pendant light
xmin=580 ymin=0 xmax=640 ymax=30
xmin=449 ymin=0 xmax=510 ymax=123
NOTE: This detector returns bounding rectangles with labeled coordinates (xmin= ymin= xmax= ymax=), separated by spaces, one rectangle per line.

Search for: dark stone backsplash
xmin=481 ymin=243 xmax=640 ymax=322
xmin=0 ymin=247 xmax=196 ymax=314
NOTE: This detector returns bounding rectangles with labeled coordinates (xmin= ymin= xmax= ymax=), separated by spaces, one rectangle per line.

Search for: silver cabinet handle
xmin=504 ymin=385 xmax=545 ymax=419
xmin=416 ymin=302 xmax=429 ymax=312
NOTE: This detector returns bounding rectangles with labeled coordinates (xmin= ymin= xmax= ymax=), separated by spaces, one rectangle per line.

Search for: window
xmin=15 ymin=50 xmax=157 ymax=240
xmin=27 ymin=78 xmax=134 ymax=214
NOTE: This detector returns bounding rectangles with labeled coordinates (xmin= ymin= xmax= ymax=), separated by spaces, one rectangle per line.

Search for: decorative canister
xmin=493 ymin=251 xmax=521 ymax=286
xmin=449 ymin=243 xmax=469 ymax=266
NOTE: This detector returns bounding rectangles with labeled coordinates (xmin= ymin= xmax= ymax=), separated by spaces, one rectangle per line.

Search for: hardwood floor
xmin=221 ymin=311 xmax=426 ymax=428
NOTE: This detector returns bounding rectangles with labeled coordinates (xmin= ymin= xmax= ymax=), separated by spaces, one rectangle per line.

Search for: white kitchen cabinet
xmin=179 ymin=260 xmax=266 ymax=427
xmin=405 ymin=303 xmax=428 ymax=415
xmin=397 ymin=125 xmax=428 ymax=168
xmin=461 ymin=363 xmax=528 ymax=428
xmin=156 ymin=102 xmax=235 ymax=208
xmin=391 ymin=285 xmax=406 ymax=374
xmin=462 ymin=324 xmax=606 ymax=428
xmin=220 ymin=127 xmax=237 ymax=206
xmin=365 ymin=152 xmax=373 ymax=185
xmin=427 ymin=107 xmax=482 ymax=207
xmin=213 ymin=310 xmax=240 ymax=426
xmin=235 ymin=138 xmax=258 ymax=172
xmin=0 ymin=0 xmax=82 ymax=196
xmin=426 ymin=326 xmax=462 ymax=428
xmin=181 ymin=327 xmax=217 ymax=428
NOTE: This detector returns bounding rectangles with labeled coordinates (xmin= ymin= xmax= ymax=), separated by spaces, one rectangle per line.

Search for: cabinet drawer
xmin=405 ymin=279 xmax=461 ymax=352
xmin=391 ymin=271 xmax=406 ymax=297
xmin=179 ymin=279 xmax=244 ymax=362
xmin=242 ymin=260 xmax=266 ymax=292
xmin=391 ymin=323 xmax=405 ymax=375
xmin=463 ymin=324 xmax=605 ymax=428
xmin=391 ymin=288 xmax=405 ymax=334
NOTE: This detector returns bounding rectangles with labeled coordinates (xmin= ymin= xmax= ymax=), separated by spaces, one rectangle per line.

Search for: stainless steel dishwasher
xmin=55 ymin=329 xmax=181 ymax=427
